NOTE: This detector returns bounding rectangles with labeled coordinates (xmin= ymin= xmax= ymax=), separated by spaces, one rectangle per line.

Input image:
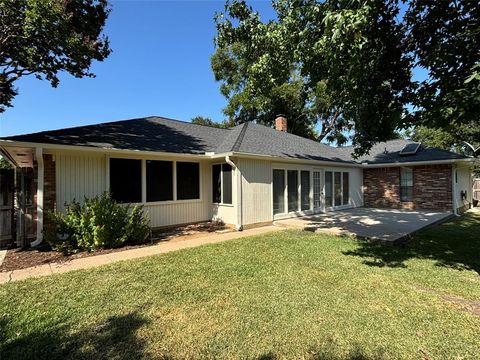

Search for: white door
xmin=313 ymin=170 xmax=322 ymax=213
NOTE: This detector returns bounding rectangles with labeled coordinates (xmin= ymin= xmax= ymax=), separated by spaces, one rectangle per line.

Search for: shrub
xmin=45 ymin=193 xmax=150 ymax=253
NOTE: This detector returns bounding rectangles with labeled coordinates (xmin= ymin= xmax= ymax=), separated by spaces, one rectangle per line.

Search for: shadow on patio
xmin=342 ymin=210 xmax=480 ymax=273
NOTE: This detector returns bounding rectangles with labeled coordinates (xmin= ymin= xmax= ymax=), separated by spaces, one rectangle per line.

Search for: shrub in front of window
xmin=45 ymin=193 xmax=150 ymax=253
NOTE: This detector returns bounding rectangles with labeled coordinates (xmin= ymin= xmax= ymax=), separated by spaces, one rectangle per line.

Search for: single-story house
xmin=0 ymin=115 xmax=474 ymax=246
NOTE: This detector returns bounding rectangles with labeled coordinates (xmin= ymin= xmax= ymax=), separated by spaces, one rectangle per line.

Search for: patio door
xmin=313 ymin=170 xmax=322 ymax=213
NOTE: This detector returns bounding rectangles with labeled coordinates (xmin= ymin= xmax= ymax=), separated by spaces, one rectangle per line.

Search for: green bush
xmin=45 ymin=193 xmax=150 ymax=253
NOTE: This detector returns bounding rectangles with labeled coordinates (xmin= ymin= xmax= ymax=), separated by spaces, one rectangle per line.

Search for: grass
xmin=1 ymin=211 xmax=479 ymax=359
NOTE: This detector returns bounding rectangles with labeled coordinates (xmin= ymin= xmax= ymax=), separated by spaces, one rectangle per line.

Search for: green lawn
xmin=1 ymin=211 xmax=479 ymax=360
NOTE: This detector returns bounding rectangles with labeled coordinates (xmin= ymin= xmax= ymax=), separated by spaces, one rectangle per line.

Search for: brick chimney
xmin=275 ymin=115 xmax=287 ymax=132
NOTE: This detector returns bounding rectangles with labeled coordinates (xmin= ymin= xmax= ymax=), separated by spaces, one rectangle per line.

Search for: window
xmin=400 ymin=167 xmax=413 ymax=202
xmin=287 ymin=170 xmax=299 ymax=212
xmin=212 ymin=163 xmax=232 ymax=204
xmin=212 ymin=164 xmax=221 ymax=203
xmin=313 ymin=171 xmax=321 ymax=209
xmin=146 ymin=160 xmax=173 ymax=202
xmin=325 ymin=171 xmax=333 ymax=207
xmin=273 ymin=169 xmax=285 ymax=215
xmin=176 ymin=162 xmax=200 ymax=200
xmin=110 ymin=158 xmax=141 ymax=203
xmin=334 ymin=172 xmax=342 ymax=206
xmin=223 ymin=164 xmax=232 ymax=204
xmin=342 ymin=172 xmax=349 ymax=205
xmin=301 ymin=171 xmax=310 ymax=211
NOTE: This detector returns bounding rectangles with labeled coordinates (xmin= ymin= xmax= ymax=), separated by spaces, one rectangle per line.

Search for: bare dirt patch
xmin=0 ymin=221 xmax=231 ymax=272
xmin=413 ymin=285 xmax=480 ymax=317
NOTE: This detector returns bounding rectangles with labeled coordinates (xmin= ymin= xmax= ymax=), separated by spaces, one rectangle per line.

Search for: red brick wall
xmin=44 ymin=154 xmax=56 ymax=214
xmin=363 ymin=164 xmax=452 ymax=211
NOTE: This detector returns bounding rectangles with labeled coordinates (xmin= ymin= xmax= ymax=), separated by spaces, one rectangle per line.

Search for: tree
xmin=191 ymin=116 xmax=235 ymax=129
xmin=405 ymin=1 xmax=480 ymax=131
xmin=212 ymin=0 xmax=411 ymax=154
xmin=0 ymin=0 xmax=111 ymax=113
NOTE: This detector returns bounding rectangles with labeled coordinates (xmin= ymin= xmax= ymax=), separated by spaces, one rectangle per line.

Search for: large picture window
xmin=342 ymin=172 xmax=349 ymax=205
xmin=400 ymin=167 xmax=413 ymax=202
xmin=177 ymin=162 xmax=200 ymax=200
xmin=146 ymin=160 xmax=173 ymax=202
xmin=110 ymin=158 xmax=142 ymax=203
xmin=212 ymin=163 xmax=233 ymax=204
xmin=287 ymin=170 xmax=299 ymax=212
xmin=325 ymin=171 xmax=333 ymax=207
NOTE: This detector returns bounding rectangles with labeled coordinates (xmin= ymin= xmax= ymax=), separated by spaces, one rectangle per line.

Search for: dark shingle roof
xmin=1 ymin=116 xmax=229 ymax=154
xmin=1 ymin=117 xmax=468 ymax=164
xmin=339 ymin=139 xmax=468 ymax=164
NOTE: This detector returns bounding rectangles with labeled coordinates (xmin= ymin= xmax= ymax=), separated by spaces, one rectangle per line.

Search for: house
xmin=0 ymin=115 xmax=474 ymax=246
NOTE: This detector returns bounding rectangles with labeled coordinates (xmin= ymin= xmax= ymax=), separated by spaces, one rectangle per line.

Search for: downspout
xmin=31 ymin=147 xmax=44 ymax=247
xmin=452 ymin=165 xmax=459 ymax=216
xmin=225 ymin=155 xmax=243 ymax=231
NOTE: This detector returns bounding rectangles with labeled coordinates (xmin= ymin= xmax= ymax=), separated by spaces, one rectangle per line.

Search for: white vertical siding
xmin=54 ymin=152 xmax=211 ymax=228
xmin=55 ymin=152 xmax=106 ymax=212
xmin=454 ymin=165 xmax=473 ymax=211
xmin=349 ymin=167 xmax=364 ymax=207
xmin=238 ymin=158 xmax=273 ymax=225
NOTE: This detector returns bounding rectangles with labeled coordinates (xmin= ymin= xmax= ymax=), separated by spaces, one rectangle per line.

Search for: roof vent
xmin=399 ymin=143 xmax=421 ymax=156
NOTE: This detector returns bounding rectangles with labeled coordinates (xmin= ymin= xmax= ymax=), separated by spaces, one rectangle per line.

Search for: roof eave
xmin=361 ymin=157 xmax=473 ymax=168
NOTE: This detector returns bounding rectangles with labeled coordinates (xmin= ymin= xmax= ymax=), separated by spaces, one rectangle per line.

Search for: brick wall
xmin=44 ymin=154 xmax=56 ymax=214
xmin=363 ymin=164 xmax=452 ymax=211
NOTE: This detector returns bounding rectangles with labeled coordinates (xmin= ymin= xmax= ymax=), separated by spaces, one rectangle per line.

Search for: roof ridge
xmin=231 ymin=122 xmax=249 ymax=152
xmin=2 ymin=115 xmax=230 ymax=139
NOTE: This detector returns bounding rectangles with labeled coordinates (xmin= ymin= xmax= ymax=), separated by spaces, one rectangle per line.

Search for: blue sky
xmin=0 ymin=0 xmax=420 ymax=138
xmin=1 ymin=1 xmax=276 ymax=137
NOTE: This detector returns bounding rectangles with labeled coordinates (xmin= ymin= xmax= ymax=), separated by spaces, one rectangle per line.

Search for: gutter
xmin=361 ymin=158 xmax=473 ymax=168
xmin=225 ymin=155 xmax=243 ymax=231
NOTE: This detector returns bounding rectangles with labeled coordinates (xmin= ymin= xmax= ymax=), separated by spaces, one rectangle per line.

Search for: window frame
xmin=272 ymin=165 xmax=312 ymax=216
xmin=400 ymin=167 xmax=414 ymax=202
xmin=324 ymin=170 xmax=350 ymax=209
xmin=211 ymin=163 xmax=234 ymax=206
xmin=107 ymin=156 xmax=202 ymax=205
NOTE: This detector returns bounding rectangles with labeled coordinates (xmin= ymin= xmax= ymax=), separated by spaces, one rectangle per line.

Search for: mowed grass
xmin=1 ymin=211 xmax=479 ymax=359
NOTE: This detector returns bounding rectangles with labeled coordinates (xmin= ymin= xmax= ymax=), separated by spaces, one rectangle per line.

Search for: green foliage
xmin=405 ymin=2 xmax=480 ymax=130
xmin=45 ymin=193 xmax=150 ymax=253
xmin=212 ymin=0 xmax=411 ymax=153
xmin=0 ymin=0 xmax=111 ymax=112
xmin=212 ymin=0 xmax=479 ymax=156
xmin=0 ymin=156 xmax=12 ymax=169
xmin=191 ymin=116 xmax=234 ymax=129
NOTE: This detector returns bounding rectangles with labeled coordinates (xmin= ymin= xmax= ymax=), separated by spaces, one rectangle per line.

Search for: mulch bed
xmin=0 ymin=221 xmax=230 ymax=272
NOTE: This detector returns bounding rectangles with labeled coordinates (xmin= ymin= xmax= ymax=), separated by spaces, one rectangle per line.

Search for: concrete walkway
xmin=0 ymin=225 xmax=284 ymax=284
xmin=275 ymin=208 xmax=453 ymax=243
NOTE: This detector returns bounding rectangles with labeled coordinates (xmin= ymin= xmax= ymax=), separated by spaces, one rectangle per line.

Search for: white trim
xmin=361 ymin=158 xmax=473 ymax=168
xmin=32 ymin=147 xmax=43 ymax=247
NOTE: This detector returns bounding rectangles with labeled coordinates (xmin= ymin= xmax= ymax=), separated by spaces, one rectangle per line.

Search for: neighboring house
xmin=0 ymin=115 xmax=473 ymax=246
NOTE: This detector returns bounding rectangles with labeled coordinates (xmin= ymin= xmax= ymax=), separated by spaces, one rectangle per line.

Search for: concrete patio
xmin=275 ymin=208 xmax=453 ymax=243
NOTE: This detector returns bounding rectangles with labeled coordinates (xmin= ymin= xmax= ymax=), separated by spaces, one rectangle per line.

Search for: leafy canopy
xmin=212 ymin=0 xmax=479 ymax=156
xmin=0 ymin=0 xmax=111 ymax=113
xmin=191 ymin=116 xmax=235 ymax=129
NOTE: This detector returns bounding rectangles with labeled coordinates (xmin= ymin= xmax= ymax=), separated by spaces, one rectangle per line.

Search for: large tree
xmin=0 ymin=0 xmax=111 ymax=113
xmin=212 ymin=0 xmax=411 ymax=154
xmin=405 ymin=1 xmax=480 ymax=131
xmin=212 ymin=0 xmax=480 ymax=156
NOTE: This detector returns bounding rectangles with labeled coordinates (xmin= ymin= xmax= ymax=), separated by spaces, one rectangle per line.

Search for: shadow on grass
xmin=1 ymin=312 xmax=149 ymax=360
xmin=258 ymin=344 xmax=387 ymax=360
xmin=343 ymin=212 xmax=480 ymax=274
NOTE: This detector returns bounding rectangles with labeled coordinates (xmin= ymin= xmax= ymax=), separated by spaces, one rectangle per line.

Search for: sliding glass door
xmin=272 ymin=168 xmax=313 ymax=216
xmin=287 ymin=170 xmax=299 ymax=212
xmin=324 ymin=170 xmax=350 ymax=208
xmin=273 ymin=169 xmax=285 ymax=215
xmin=313 ymin=170 xmax=322 ymax=212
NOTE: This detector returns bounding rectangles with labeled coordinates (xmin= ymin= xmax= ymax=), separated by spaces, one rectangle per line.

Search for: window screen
xmin=146 ymin=160 xmax=173 ymax=202
xmin=222 ymin=164 xmax=232 ymax=204
xmin=342 ymin=172 xmax=349 ymax=205
xmin=301 ymin=171 xmax=310 ymax=211
xmin=177 ymin=162 xmax=200 ymax=200
xmin=400 ymin=167 xmax=413 ymax=202
xmin=273 ymin=169 xmax=285 ymax=215
xmin=110 ymin=158 xmax=141 ymax=203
